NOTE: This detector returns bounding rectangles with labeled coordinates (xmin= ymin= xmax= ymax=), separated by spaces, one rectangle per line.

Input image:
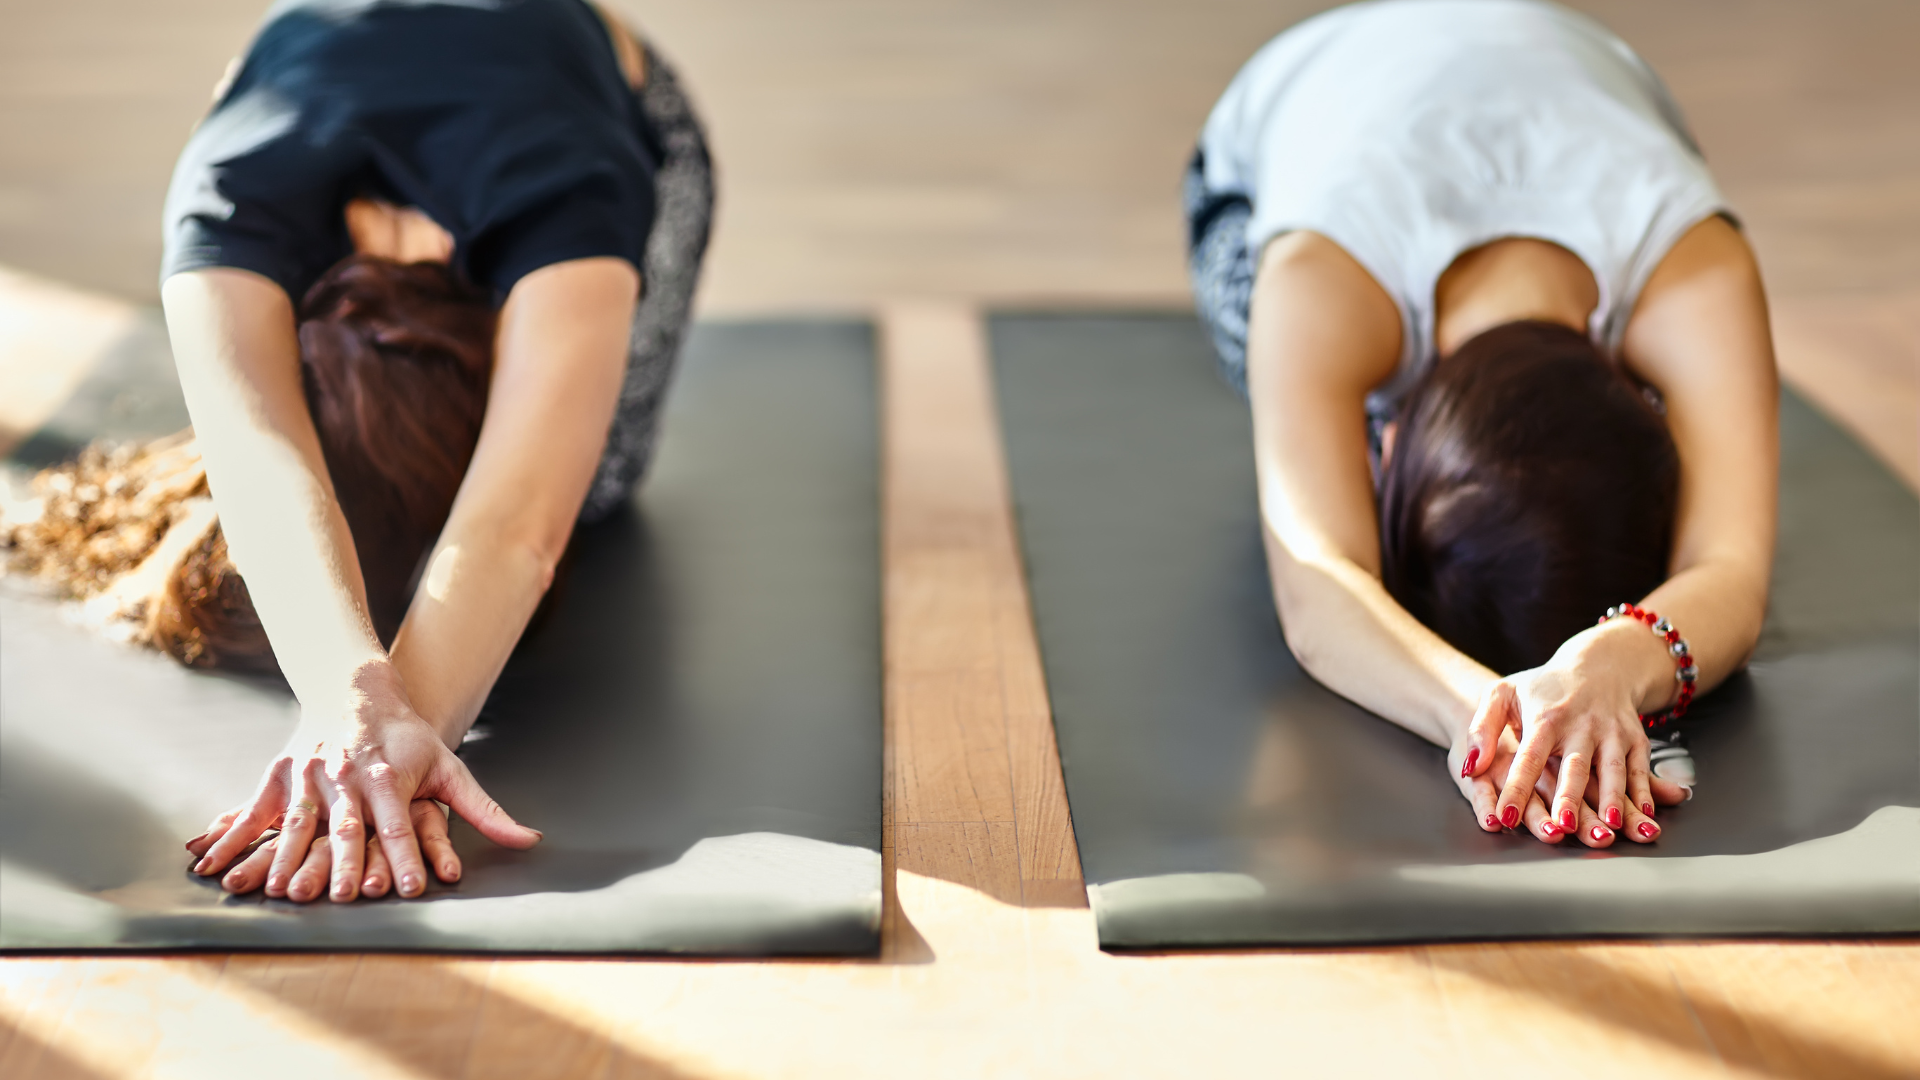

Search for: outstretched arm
xmin=388 ymin=258 xmax=639 ymax=742
xmin=1243 ymin=233 xmax=1572 ymax=838
xmin=1475 ymin=216 xmax=1778 ymax=834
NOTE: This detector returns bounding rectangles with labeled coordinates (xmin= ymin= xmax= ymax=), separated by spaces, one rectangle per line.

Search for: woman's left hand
xmin=1458 ymin=630 xmax=1689 ymax=840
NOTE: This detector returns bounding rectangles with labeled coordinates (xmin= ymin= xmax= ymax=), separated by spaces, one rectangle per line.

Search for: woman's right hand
xmin=183 ymin=661 xmax=540 ymax=902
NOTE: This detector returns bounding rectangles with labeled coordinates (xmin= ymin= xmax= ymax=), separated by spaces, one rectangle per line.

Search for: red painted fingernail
xmin=1606 ymin=807 xmax=1623 ymax=829
xmin=1501 ymin=805 xmax=1520 ymax=829
xmin=1642 ymin=802 xmax=1656 ymax=817
xmin=1460 ymin=747 xmax=1480 ymax=779
xmin=1591 ymin=825 xmax=1610 ymax=842
xmin=1560 ymin=808 xmax=1576 ymax=830
xmin=1542 ymin=823 xmax=1560 ymax=838
xmin=1484 ymin=814 xmax=1500 ymax=830
xmin=1638 ymin=822 xmax=1658 ymax=839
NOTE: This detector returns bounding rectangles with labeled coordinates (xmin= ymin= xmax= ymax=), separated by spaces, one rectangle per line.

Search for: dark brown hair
xmin=1377 ymin=320 xmax=1680 ymax=675
xmin=150 ymin=256 xmax=496 ymax=670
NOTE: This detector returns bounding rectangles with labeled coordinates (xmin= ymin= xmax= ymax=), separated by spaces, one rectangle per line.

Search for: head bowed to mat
xmin=990 ymin=313 xmax=1919 ymax=949
xmin=1 ymin=320 xmax=882 ymax=955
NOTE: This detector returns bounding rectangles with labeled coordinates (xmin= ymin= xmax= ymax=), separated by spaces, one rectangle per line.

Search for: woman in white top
xmin=1186 ymin=0 xmax=1777 ymax=847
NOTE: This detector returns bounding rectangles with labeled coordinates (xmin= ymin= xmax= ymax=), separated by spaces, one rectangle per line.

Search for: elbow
xmin=510 ymin=534 xmax=564 ymax=597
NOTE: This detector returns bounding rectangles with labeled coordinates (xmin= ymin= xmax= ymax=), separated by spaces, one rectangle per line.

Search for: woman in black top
xmin=164 ymin=0 xmax=713 ymax=904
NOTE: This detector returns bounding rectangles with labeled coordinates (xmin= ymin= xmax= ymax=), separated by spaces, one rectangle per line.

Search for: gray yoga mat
xmin=1 ymin=319 xmax=882 ymax=954
xmin=990 ymin=312 xmax=1920 ymax=949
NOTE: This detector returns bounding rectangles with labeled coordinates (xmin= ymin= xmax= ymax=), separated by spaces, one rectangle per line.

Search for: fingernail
xmin=186 ymin=833 xmax=207 ymax=850
xmin=267 ymin=874 xmax=285 ymax=892
xmin=1605 ymin=807 xmax=1623 ymax=829
xmin=401 ymin=873 xmax=421 ymax=896
xmin=1637 ymin=822 xmax=1659 ymax=839
xmin=1460 ymin=747 xmax=1480 ymax=779
xmin=193 ymin=856 xmax=212 ymax=874
xmin=1642 ymin=802 xmax=1656 ymax=817
xmin=1591 ymin=825 xmax=1611 ymax=842
xmin=1500 ymin=805 xmax=1520 ymax=829
xmin=1682 ymin=786 xmax=1694 ymax=801
xmin=1483 ymin=813 xmax=1500 ymax=831
xmin=442 ymin=861 xmax=460 ymax=880
xmin=332 ymin=881 xmax=351 ymax=900
xmin=1541 ymin=823 xmax=1560 ymax=838
xmin=1559 ymin=808 xmax=1576 ymax=830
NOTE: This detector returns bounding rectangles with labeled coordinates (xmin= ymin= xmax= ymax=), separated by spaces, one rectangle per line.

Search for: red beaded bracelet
xmin=1597 ymin=602 xmax=1698 ymax=728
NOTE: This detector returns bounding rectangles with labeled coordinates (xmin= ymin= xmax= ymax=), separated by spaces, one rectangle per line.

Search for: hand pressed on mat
xmin=1452 ymin=725 xmax=1665 ymax=848
xmin=197 ymin=799 xmax=460 ymax=900
xmin=183 ymin=661 xmax=539 ymax=902
xmin=1458 ymin=618 xmax=1690 ymax=846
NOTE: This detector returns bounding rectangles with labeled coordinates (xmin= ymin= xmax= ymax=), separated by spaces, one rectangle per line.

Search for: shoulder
xmin=1250 ymin=231 xmax=1405 ymax=395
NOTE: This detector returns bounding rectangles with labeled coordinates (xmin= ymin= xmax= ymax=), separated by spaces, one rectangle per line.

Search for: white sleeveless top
xmin=1198 ymin=0 xmax=1729 ymax=413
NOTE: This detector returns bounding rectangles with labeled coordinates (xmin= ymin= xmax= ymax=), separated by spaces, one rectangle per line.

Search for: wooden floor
xmin=2 ymin=0 xmax=1918 ymax=1076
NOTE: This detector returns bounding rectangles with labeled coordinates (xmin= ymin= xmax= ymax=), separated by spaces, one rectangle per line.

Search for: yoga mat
xmin=990 ymin=312 xmax=1920 ymax=949
xmin=1 ymin=319 xmax=882 ymax=954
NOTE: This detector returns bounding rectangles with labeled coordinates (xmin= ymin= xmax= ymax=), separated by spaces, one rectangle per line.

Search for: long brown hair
xmin=5 ymin=257 xmax=496 ymax=671
xmin=1377 ymin=320 xmax=1680 ymax=675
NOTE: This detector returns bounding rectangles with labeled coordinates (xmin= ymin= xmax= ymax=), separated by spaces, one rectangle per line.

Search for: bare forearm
xmin=1621 ymin=557 xmax=1767 ymax=711
xmin=1264 ymin=527 xmax=1497 ymax=747
xmin=162 ymin=271 xmax=386 ymax=707
xmin=388 ymin=528 xmax=556 ymax=747
xmin=385 ymin=258 xmax=637 ymax=747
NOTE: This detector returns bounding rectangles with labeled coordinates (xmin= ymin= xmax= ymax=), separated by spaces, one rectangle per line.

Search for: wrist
xmin=298 ymin=656 xmax=410 ymax=725
xmin=1563 ymin=617 xmax=1674 ymax=714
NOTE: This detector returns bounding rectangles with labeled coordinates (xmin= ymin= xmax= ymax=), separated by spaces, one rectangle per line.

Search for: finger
xmin=1523 ymin=791 xmax=1563 ymax=844
xmin=1651 ymin=776 xmax=1689 ymax=805
xmin=1623 ymin=799 xmax=1662 ymax=845
xmin=286 ymin=835 xmax=332 ymax=903
xmin=361 ymin=837 xmax=392 ymax=898
xmin=362 ymin=762 xmax=430 ymax=898
xmin=196 ymin=763 xmax=291 ymax=876
xmin=428 ymin=756 xmax=542 ymax=850
xmin=1575 ymin=799 xmax=1616 ymax=849
xmin=326 ymin=790 xmax=366 ymax=903
xmin=1467 ymin=771 xmax=1503 ymax=833
xmin=1460 ymin=682 xmax=1517 ymax=780
xmin=1627 ymin=739 xmax=1658 ymax=820
xmin=413 ymin=800 xmax=462 ymax=883
xmin=220 ymin=836 xmax=280 ymax=895
xmin=1595 ymin=736 xmax=1630 ymax=833
xmin=1496 ymin=723 xmax=1558 ymax=832
xmin=1551 ymin=738 xmax=1596 ymax=837
xmin=266 ymin=765 xmax=327 ymax=899
xmin=186 ymin=808 xmax=245 ymax=857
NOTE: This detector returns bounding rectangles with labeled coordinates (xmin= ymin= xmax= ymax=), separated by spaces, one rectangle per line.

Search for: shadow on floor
xmin=1423 ymin=942 xmax=1915 ymax=1080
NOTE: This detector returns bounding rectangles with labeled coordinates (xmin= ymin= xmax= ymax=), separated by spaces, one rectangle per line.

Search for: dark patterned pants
xmin=1183 ymin=149 xmax=1256 ymax=400
xmin=578 ymin=43 xmax=716 ymax=523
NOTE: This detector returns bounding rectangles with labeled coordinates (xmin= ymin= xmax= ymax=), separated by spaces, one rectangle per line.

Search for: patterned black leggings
xmin=578 ymin=43 xmax=715 ymax=523
xmin=1182 ymin=149 xmax=1256 ymax=400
